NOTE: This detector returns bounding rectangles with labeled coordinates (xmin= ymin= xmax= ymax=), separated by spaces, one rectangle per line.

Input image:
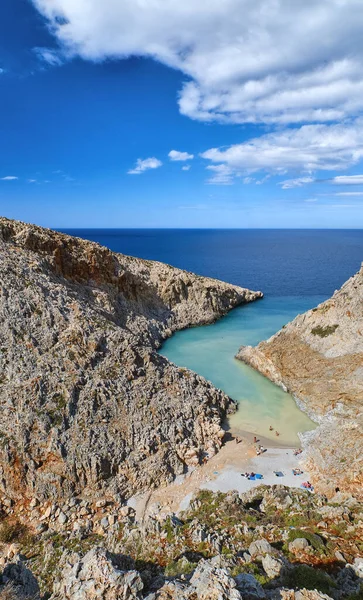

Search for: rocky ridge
xmin=0 ymin=217 xmax=262 ymax=513
xmin=0 ymin=485 xmax=362 ymax=599
xmin=236 ymin=265 xmax=363 ymax=498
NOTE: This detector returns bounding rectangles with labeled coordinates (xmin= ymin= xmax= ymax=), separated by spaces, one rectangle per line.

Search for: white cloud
xmin=128 ymin=157 xmax=162 ymax=175
xmin=305 ymin=198 xmax=318 ymax=202
xmin=201 ymin=120 xmax=363 ymax=182
xmin=169 ymin=150 xmax=194 ymax=162
xmin=206 ymin=164 xmax=233 ymax=185
xmin=34 ymin=47 xmax=64 ymax=66
xmin=182 ymin=165 xmax=191 ymax=171
xmin=334 ymin=191 xmax=363 ymax=196
xmin=280 ymin=177 xmax=314 ymax=189
xmin=329 ymin=175 xmax=363 ymax=185
xmin=31 ymin=0 xmax=363 ymax=125
xmin=27 ymin=179 xmax=37 ymax=183
xmin=0 ymin=176 xmax=18 ymax=181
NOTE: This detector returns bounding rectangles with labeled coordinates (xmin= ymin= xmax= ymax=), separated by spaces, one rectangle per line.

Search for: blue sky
xmin=1 ymin=0 xmax=363 ymax=228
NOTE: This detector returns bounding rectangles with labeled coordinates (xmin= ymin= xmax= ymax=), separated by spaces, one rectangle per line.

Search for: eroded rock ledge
xmin=0 ymin=217 xmax=262 ymax=509
xmin=236 ymin=265 xmax=363 ymax=498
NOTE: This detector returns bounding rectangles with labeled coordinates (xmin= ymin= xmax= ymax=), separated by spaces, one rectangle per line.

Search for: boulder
xmin=235 ymin=573 xmax=266 ymax=599
xmin=50 ymin=548 xmax=143 ymax=600
xmin=249 ymin=539 xmax=274 ymax=558
xmin=153 ymin=560 xmax=242 ymax=599
xmin=288 ymin=538 xmax=310 ymax=553
xmin=189 ymin=560 xmax=242 ymax=599
xmin=262 ymin=554 xmax=285 ymax=578
xmin=351 ymin=557 xmax=363 ymax=578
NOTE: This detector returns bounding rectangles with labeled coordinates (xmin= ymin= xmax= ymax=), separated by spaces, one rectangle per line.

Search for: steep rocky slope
xmin=0 ymin=217 xmax=262 ymax=509
xmin=1 ymin=485 xmax=362 ymax=599
xmin=237 ymin=265 xmax=363 ymax=498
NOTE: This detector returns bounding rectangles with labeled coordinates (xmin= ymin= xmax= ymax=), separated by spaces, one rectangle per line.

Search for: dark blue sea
xmin=61 ymin=229 xmax=363 ymax=443
xmin=61 ymin=229 xmax=363 ymax=298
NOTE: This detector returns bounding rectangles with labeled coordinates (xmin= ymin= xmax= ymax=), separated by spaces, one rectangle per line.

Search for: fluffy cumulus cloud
xmin=128 ymin=157 xmax=162 ymax=175
xmin=200 ymin=120 xmax=363 ymax=184
xmin=0 ymin=176 xmax=18 ymax=181
xmin=31 ymin=0 xmax=363 ymax=125
xmin=169 ymin=150 xmax=194 ymax=162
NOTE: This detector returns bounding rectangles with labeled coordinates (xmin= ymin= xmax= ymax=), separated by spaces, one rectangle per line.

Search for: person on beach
xmin=275 ymin=431 xmax=280 ymax=436
xmin=293 ymin=468 xmax=303 ymax=476
xmin=269 ymin=425 xmax=273 ymax=431
xmin=253 ymin=436 xmax=257 ymax=443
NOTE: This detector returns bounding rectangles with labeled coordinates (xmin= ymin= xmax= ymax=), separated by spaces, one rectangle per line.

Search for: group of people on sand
xmin=241 ymin=472 xmax=264 ymax=480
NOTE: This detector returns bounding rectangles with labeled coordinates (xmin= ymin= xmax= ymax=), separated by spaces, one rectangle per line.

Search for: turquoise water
xmin=64 ymin=228 xmax=362 ymax=445
xmin=161 ymin=296 xmax=325 ymax=446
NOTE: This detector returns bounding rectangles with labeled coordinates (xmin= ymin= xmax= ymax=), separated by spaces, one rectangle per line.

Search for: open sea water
xmin=62 ymin=229 xmax=363 ymax=445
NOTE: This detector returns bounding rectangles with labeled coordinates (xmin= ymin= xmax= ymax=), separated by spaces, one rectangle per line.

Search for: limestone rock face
xmin=0 ymin=217 xmax=262 ymax=506
xmin=237 ymin=265 xmax=363 ymax=498
xmin=151 ymin=560 xmax=243 ymax=599
xmin=50 ymin=548 xmax=143 ymax=599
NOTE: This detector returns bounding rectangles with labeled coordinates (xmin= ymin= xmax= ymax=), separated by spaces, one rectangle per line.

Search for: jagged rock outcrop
xmin=50 ymin=548 xmax=143 ymax=599
xmin=1 ymin=485 xmax=361 ymax=599
xmin=236 ymin=265 xmax=363 ymax=498
xmin=0 ymin=217 xmax=262 ymax=508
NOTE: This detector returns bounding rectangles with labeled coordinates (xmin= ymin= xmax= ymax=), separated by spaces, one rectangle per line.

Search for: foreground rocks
xmin=0 ymin=485 xmax=361 ymax=599
xmin=0 ymin=217 xmax=261 ymax=510
xmin=237 ymin=265 xmax=363 ymax=498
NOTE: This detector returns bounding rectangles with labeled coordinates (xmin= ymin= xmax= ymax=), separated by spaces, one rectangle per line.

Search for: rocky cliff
xmin=237 ymin=265 xmax=363 ymax=498
xmin=0 ymin=217 xmax=262 ymax=509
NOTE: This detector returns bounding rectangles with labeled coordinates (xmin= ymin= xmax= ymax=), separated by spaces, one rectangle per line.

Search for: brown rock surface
xmin=237 ymin=265 xmax=363 ymax=498
xmin=0 ymin=217 xmax=262 ymax=507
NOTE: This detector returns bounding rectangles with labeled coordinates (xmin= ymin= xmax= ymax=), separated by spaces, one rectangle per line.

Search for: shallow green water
xmin=161 ymin=296 xmax=324 ymax=446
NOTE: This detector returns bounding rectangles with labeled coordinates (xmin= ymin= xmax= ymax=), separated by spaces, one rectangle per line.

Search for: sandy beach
xmin=130 ymin=437 xmax=309 ymax=521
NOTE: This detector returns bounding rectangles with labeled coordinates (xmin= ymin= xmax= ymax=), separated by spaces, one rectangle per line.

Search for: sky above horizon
xmin=1 ymin=0 xmax=363 ymax=228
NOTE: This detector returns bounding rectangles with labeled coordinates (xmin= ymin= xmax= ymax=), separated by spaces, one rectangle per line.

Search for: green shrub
xmin=165 ymin=558 xmax=196 ymax=577
xmin=287 ymin=529 xmax=325 ymax=552
xmin=311 ymin=324 xmax=338 ymax=337
xmin=0 ymin=520 xmax=30 ymax=544
xmin=284 ymin=565 xmax=336 ymax=594
xmin=345 ymin=585 xmax=363 ymax=600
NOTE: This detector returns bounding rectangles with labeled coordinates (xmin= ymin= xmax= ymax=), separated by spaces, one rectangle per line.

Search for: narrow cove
xmin=161 ymin=295 xmax=322 ymax=446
